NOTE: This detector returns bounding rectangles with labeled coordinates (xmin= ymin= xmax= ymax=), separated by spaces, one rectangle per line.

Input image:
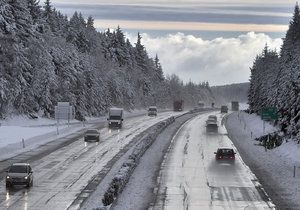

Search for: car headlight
xmin=6 ymin=176 xmax=10 ymax=179
xmin=24 ymin=176 xmax=28 ymax=180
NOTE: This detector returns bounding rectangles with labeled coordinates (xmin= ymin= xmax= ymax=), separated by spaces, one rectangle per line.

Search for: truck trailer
xmin=173 ymin=100 xmax=184 ymax=111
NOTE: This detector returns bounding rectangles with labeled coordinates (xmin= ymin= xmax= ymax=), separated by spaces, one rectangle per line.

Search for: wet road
xmin=153 ymin=112 xmax=275 ymax=210
xmin=0 ymin=111 xmax=183 ymax=210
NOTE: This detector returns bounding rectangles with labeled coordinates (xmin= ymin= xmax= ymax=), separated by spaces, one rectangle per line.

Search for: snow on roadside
xmin=0 ymin=121 xmax=93 ymax=161
xmin=99 ymin=117 xmax=175 ymax=208
xmin=226 ymin=111 xmax=300 ymax=209
xmin=0 ymin=110 xmax=148 ymax=161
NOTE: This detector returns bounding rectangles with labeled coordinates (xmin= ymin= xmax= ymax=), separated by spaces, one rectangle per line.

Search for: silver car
xmin=84 ymin=129 xmax=100 ymax=142
xmin=6 ymin=163 xmax=33 ymax=188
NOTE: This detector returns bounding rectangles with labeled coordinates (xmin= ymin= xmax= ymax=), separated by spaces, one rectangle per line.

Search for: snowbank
xmin=0 ymin=110 xmax=148 ymax=161
xmin=226 ymin=111 xmax=300 ymax=209
xmin=99 ymin=117 xmax=175 ymax=208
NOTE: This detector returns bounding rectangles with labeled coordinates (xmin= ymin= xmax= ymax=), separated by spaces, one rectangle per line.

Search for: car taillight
xmin=218 ymin=156 xmax=222 ymax=159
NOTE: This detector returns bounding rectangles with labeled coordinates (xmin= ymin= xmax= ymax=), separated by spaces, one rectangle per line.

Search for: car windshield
xmin=149 ymin=108 xmax=157 ymax=111
xmin=9 ymin=165 xmax=27 ymax=173
xmin=86 ymin=130 xmax=98 ymax=134
xmin=109 ymin=115 xmax=121 ymax=120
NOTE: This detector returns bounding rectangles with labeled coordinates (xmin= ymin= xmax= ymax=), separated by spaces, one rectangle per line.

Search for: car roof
xmin=207 ymin=122 xmax=218 ymax=126
xmin=12 ymin=163 xmax=30 ymax=166
xmin=86 ymin=129 xmax=99 ymax=132
xmin=149 ymin=106 xmax=157 ymax=108
xmin=109 ymin=107 xmax=123 ymax=111
xmin=217 ymin=148 xmax=234 ymax=151
xmin=208 ymin=115 xmax=217 ymax=118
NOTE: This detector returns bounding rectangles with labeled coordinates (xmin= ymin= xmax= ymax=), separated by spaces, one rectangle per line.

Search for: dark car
xmin=6 ymin=163 xmax=33 ymax=188
xmin=84 ymin=129 xmax=100 ymax=142
xmin=214 ymin=148 xmax=236 ymax=161
xmin=206 ymin=122 xmax=218 ymax=133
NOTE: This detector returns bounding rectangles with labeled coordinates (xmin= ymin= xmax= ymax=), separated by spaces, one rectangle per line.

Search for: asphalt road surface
xmin=0 ymin=111 xmax=183 ymax=210
xmin=153 ymin=112 xmax=274 ymax=210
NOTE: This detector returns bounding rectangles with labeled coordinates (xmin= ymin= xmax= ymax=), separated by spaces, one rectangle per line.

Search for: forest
xmin=0 ymin=0 xmax=214 ymax=119
xmin=248 ymin=4 xmax=300 ymax=140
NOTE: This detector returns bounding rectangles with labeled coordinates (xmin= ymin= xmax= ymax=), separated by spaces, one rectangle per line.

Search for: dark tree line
xmin=0 ymin=0 xmax=214 ymax=119
xmin=248 ymin=4 xmax=300 ymax=140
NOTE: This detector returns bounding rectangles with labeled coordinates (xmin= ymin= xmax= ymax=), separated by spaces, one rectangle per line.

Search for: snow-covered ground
xmin=226 ymin=111 xmax=300 ymax=209
xmin=0 ymin=111 xmax=182 ymax=210
xmin=103 ymin=113 xmax=196 ymax=210
xmin=151 ymin=111 xmax=272 ymax=209
xmin=0 ymin=110 xmax=147 ymax=161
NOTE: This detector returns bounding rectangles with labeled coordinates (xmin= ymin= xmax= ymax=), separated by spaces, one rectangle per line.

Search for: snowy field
xmin=0 ymin=110 xmax=147 ymax=161
xmin=226 ymin=111 xmax=300 ymax=209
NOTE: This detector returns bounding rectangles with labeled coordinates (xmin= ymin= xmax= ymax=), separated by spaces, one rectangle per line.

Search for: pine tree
xmin=28 ymin=0 xmax=41 ymax=23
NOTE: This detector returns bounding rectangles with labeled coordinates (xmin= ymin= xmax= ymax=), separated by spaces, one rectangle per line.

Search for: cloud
xmin=95 ymin=19 xmax=288 ymax=32
xmin=54 ymin=3 xmax=292 ymax=26
xmin=126 ymin=32 xmax=283 ymax=85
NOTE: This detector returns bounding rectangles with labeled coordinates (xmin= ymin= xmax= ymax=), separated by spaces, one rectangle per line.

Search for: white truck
xmin=148 ymin=106 xmax=157 ymax=116
xmin=107 ymin=108 xmax=124 ymax=128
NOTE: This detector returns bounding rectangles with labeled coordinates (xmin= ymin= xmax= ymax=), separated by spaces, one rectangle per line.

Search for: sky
xmin=51 ymin=0 xmax=295 ymax=85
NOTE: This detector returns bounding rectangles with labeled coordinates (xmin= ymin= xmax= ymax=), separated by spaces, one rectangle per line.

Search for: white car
xmin=6 ymin=163 xmax=33 ymax=188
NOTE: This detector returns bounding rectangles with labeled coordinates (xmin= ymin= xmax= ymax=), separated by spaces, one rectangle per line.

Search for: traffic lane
xmin=0 ymin=111 xmax=183 ymax=209
xmin=155 ymin=112 xmax=271 ymax=210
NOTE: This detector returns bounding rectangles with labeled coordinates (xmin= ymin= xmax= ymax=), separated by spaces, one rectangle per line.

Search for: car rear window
xmin=9 ymin=165 xmax=27 ymax=173
xmin=86 ymin=130 xmax=98 ymax=133
xmin=218 ymin=149 xmax=234 ymax=155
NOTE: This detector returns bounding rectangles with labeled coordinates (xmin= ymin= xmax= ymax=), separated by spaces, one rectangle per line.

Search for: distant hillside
xmin=211 ymin=83 xmax=249 ymax=105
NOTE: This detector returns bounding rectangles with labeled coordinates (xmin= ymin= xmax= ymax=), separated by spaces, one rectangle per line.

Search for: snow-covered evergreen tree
xmin=0 ymin=1 xmax=216 ymax=120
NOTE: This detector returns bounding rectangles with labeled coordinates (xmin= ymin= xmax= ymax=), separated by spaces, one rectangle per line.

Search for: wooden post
xmin=294 ymin=166 xmax=296 ymax=178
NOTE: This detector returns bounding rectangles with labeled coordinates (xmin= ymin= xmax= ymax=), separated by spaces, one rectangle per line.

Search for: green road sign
xmin=261 ymin=107 xmax=278 ymax=120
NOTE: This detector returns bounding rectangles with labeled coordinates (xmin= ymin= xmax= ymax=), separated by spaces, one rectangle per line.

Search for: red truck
xmin=173 ymin=100 xmax=184 ymax=111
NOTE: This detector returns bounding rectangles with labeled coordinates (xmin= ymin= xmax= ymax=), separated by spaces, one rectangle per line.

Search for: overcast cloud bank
xmin=127 ymin=32 xmax=283 ymax=85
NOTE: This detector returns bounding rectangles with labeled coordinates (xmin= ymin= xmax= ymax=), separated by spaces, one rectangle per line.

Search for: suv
xmin=214 ymin=148 xmax=236 ymax=161
xmin=148 ymin=106 xmax=157 ymax=116
xmin=84 ymin=129 xmax=100 ymax=142
xmin=208 ymin=115 xmax=217 ymax=122
xmin=206 ymin=122 xmax=218 ymax=133
xmin=6 ymin=163 xmax=33 ymax=188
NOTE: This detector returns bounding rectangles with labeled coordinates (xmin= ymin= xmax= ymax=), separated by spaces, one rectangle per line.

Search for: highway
xmin=0 ymin=111 xmax=183 ymax=210
xmin=153 ymin=112 xmax=274 ymax=210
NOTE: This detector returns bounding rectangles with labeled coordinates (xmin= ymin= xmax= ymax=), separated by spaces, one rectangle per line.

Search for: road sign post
xmin=261 ymin=107 xmax=278 ymax=121
xmin=55 ymin=102 xmax=75 ymax=134
xmin=261 ymin=107 xmax=278 ymax=136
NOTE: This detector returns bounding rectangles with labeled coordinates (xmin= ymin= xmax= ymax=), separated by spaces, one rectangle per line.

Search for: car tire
xmin=27 ymin=180 xmax=32 ymax=188
xmin=6 ymin=182 xmax=11 ymax=188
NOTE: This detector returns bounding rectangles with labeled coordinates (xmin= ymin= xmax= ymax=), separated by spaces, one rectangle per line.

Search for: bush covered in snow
xmin=255 ymin=132 xmax=284 ymax=149
xmin=101 ymin=117 xmax=175 ymax=206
